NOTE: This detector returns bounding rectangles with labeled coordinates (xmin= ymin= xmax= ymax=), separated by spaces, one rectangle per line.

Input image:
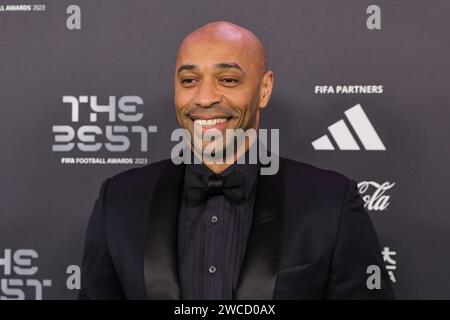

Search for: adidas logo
xmin=312 ymin=104 xmax=386 ymax=150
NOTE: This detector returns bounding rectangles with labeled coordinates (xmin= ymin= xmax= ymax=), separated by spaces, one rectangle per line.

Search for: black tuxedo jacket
xmin=79 ymin=157 xmax=394 ymax=299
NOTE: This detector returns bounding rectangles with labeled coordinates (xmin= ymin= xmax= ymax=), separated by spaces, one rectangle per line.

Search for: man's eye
xmin=181 ymin=78 xmax=197 ymax=86
xmin=221 ymin=78 xmax=239 ymax=85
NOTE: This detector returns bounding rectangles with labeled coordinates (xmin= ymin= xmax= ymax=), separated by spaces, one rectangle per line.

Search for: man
xmin=79 ymin=21 xmax=394 ymax=299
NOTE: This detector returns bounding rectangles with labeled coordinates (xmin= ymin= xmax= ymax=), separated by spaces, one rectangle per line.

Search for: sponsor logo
xmin=312 ymin=104 xmax=386 ymax=150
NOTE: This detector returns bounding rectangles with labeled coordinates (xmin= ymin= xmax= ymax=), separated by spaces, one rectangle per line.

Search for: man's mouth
xmin=190 ymin=114 xmax=232 ymax=132
xmin=194 ymin=118 xmax=228 ymax=126
xmin=190 ymin=116 xmax=232 ymax=132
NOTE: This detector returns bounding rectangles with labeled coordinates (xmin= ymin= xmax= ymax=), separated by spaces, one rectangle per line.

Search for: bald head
xmin=173 ymin=21 xmax=274 ymax=167
xmin=176 ymin=21 xmax=267 ymax=77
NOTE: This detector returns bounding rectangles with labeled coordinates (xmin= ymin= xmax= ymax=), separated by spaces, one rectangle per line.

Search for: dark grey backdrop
xmin=1 ymin=0 xmax=449 ymax=299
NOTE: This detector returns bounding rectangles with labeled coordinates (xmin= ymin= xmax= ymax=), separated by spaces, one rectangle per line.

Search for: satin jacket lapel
xmin=234 ymin=162 xmax=284 ymax=299
xmin=144 ymin=162 xmax=185 ymax=299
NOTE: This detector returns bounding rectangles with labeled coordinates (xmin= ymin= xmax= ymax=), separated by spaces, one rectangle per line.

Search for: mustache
xmin=184 ymin=105 xmax=239 ymax=119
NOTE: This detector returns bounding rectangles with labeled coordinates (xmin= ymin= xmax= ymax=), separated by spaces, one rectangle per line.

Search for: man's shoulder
xmin=105 ymin=158 xmax=174 ymax=188
xmin=280 ymin=156 xmax=352 ymax=193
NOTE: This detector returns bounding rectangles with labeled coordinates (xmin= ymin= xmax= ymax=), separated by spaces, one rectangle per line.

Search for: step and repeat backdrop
xmin=1 ymin=0 xmax=449 ymax=299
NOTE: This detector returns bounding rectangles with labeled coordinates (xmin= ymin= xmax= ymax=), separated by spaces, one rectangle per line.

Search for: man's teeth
xmin=194 ymin=118 xmax=228 ymax=126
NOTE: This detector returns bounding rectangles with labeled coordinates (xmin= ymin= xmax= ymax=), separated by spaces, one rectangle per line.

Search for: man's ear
xmin=258 ymin=70 xmax=274 ymax=109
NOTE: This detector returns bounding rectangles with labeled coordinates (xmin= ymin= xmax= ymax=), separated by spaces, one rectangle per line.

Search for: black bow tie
xmin=185 ymin=170 xmax=246 ymax=206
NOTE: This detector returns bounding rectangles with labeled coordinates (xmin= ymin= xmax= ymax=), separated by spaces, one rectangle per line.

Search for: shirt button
xmin=209 ymin=265 xmax=216 ymax=274
xmin=211 ymin=216 xmax=218 ymax=224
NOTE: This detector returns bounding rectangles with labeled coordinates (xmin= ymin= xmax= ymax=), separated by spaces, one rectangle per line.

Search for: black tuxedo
xmin=79 ymin=157 xmax=394 ymax=299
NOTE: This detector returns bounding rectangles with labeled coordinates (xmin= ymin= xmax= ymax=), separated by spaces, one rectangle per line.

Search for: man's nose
xmin=194 ymin=80 xmax=221 ymax=107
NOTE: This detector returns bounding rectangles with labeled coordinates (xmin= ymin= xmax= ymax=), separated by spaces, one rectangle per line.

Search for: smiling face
xmin=174 ymin=21 xmax=273 ymax=159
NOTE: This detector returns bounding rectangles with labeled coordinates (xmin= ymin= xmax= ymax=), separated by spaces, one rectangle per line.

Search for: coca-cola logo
xmin=358 ymin=181 xmax=395 ymax=211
